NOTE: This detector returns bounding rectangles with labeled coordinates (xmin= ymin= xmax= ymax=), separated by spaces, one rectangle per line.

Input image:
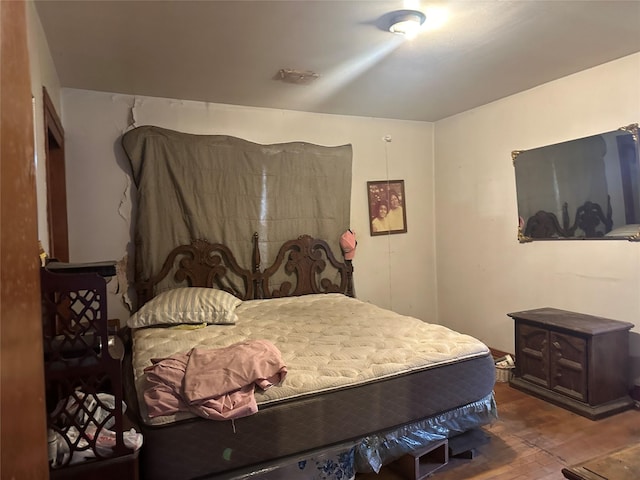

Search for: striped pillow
xmin=127 ymin=288 xmax=242 ymax=328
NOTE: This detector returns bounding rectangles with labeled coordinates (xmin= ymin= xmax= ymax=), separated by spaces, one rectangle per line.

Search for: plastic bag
xmin=48 ymin=390 xmax=143 ymax=467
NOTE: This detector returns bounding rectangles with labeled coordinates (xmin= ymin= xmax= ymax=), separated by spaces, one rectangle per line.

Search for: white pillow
xmin=128 ymin=288 xmax=242 ymax=328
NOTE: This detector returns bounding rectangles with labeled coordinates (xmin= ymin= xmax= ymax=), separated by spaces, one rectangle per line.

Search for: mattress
xmin=128 ymin=294 xmax=496 ymax=479
xmin=132 ymin=294 xmax=489 ymax=425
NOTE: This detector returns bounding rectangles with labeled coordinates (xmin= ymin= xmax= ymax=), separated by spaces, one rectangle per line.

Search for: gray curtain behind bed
xmin=122 ymin=126 xmax=352 ymax=290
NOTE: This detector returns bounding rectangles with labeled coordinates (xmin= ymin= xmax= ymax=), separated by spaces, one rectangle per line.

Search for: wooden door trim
xmin=43 ymin=86 xmax=69 ymax=261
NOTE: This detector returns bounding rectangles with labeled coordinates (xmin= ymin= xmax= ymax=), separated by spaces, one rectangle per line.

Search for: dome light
xmin=388 ymin=10 xmax=426 ymax=38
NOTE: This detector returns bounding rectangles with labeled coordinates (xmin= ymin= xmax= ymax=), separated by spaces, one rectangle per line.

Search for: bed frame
xmin=124 ymin=233 xmax=495 ymax=480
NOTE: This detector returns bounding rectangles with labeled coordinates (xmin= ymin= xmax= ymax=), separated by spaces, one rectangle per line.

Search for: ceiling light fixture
xmin=388 ymin=9 xmax=426 ymax=37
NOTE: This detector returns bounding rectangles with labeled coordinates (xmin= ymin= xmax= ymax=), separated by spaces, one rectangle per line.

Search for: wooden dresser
xmin=508 ymin=307 xmax=634 ymax=420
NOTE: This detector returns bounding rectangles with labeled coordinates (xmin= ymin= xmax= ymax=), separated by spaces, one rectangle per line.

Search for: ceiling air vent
xmin=276 ymin=69 xmax=319 ymax=85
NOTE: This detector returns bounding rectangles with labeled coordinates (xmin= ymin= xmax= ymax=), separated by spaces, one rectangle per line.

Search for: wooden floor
xmin=357 ymin=382 xmax=640 ymax=480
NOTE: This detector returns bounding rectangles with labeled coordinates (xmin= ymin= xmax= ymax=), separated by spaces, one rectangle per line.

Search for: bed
xmin=122 ymin=233 xmax=497 ymax=480
xmin=119 ymin=126 xmax=496 ymax=479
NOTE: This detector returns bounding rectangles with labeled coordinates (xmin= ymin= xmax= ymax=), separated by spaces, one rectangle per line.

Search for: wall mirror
xmin=513 ymin=124 xmax=639 ymax=242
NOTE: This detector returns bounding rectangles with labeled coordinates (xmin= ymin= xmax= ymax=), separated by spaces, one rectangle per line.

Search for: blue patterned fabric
xmin=298 ymin=447 xmax=355 ymax=480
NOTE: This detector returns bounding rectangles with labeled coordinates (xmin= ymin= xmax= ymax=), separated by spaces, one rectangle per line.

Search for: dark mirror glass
xmin=514 ymin=124 xmax=639 ymax=241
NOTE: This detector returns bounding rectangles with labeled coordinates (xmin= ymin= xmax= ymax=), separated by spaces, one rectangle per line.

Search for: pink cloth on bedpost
xmin=143 ymin=339 xmax=287 ymax=420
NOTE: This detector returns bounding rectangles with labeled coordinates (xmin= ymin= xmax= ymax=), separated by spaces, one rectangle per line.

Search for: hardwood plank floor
xmin=357 ymin=382 xmax=640 ymax=480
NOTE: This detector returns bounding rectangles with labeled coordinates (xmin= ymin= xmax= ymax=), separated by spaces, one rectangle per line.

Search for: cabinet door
xmin=518 ymin=323 xmax=549 ymax=387
xmin=549 ymin=332 xmax=587 ymax=401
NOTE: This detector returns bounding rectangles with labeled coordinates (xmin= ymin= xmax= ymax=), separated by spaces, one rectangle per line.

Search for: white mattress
xmin=132 ymin=293 xmax=489 ymax=426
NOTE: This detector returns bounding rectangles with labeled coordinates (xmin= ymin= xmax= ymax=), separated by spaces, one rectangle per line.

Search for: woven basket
xmin=495 ymin=366 xmax=514 ymax=383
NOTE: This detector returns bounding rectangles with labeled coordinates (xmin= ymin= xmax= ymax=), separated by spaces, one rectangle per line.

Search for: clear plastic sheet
xmin=354 ymin=392 xmax=498 ymax=473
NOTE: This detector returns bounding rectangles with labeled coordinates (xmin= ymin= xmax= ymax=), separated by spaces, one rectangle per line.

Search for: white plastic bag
xmin=49 ymin=390 xmax=142 ymax=467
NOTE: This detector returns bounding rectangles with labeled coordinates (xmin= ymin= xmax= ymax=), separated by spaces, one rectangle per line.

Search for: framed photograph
xmin=367 ymin=180 xmax=407 ymax=236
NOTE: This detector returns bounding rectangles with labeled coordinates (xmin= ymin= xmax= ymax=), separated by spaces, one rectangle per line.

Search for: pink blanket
xmin=143 ymin=339 xmax=287 ymax=420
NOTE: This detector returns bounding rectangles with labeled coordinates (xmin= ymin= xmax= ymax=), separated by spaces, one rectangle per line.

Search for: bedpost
xmin=252 ymin=232 xmax=262 ymax=299
xmin=345 ymin=259 xmax=355 ymax=298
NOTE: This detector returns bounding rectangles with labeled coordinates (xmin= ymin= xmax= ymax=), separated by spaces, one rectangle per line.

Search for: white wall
xmin=61 ymin=91 xmax=437 ymax=324
xmin=434 ymin=54 xmax=640 ymax=374
xmin=26 ymin=0 xmax=61 ymax=254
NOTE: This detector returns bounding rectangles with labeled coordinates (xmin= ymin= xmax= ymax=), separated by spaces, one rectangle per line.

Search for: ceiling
xmin=35 ymin=1 xmax=640 ymax=122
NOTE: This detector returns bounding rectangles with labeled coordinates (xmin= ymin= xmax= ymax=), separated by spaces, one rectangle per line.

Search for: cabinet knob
xmin=553 ymin=341 xmax=561 ymax=349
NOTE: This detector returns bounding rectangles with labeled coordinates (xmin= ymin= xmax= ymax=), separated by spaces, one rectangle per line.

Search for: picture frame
xmin=367 ymin=180 xmax=407 ymax=236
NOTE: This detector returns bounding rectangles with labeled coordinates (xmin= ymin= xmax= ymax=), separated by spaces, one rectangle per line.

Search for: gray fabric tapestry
xmin=122 ymin=125 xmax=352 ymax=292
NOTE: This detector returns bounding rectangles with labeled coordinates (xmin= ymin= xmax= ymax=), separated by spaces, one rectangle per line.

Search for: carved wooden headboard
xmin=135 ymin=233 xmax=354 ymax=308
xmin=522 ymin=197 xmax=613 ymax=241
